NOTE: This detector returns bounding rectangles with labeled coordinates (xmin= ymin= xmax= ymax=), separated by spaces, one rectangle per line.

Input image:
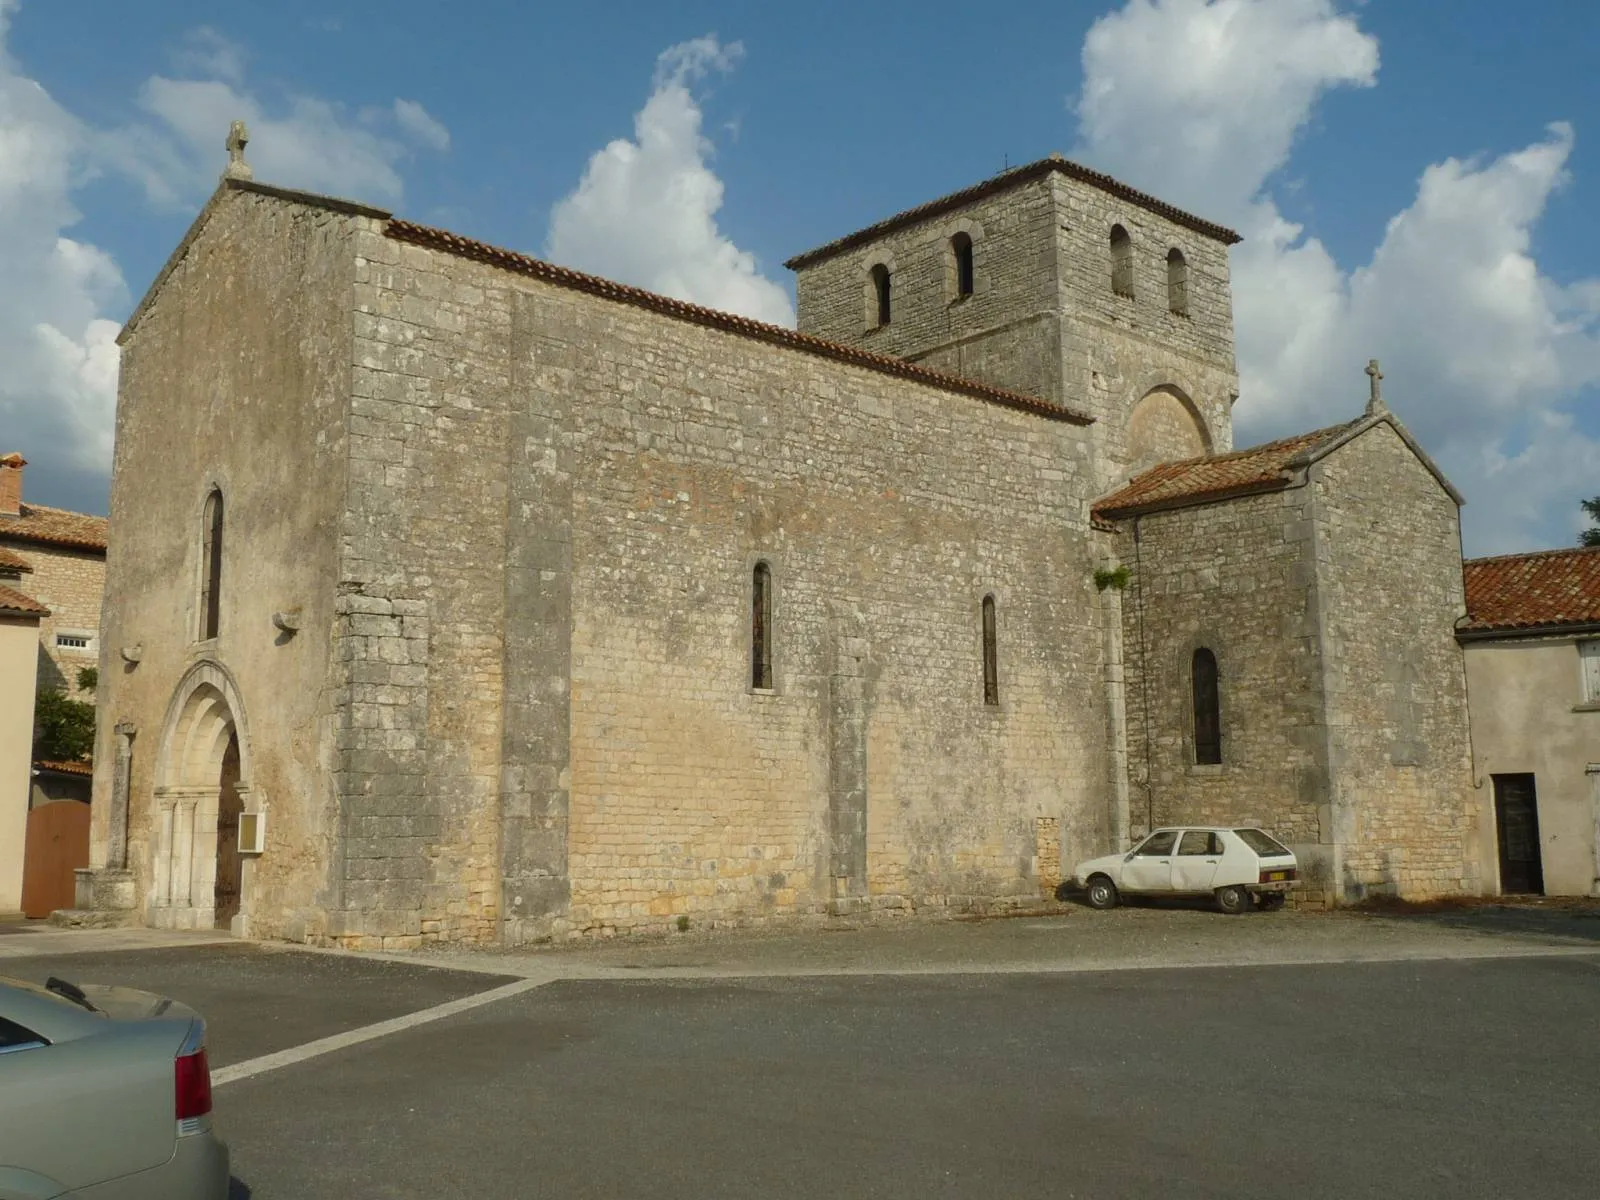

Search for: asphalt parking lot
xmin=3 ymin=908 xmax=1598 ymax=1199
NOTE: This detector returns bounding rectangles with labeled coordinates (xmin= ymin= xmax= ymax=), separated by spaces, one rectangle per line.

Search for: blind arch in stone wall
xmin=1127 ymin=385 xmax=1212 ymax=474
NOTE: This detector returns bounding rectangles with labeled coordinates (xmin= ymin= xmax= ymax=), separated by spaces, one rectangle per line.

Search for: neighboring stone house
xmin=74 ymin=138 xmax=1485 ymax=947
xmin=1458 ymin=547 xmax=1600 ymax=896
xmin=0 ymin=454 xmax=110 ymax=702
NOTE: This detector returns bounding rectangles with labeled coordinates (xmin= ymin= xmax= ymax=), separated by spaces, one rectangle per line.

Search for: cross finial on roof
xmin=1365 ymin=358 xmax=1386 ymax=415
xmin=222 ymin=120 xmax=252 ymax=182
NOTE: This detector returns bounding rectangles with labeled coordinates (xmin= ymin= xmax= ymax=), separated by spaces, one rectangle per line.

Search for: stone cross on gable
xmin=1365 ymin=358 xmax=1386 ymax=415
xmin=222 ymin=120 xmax=253 ymax=182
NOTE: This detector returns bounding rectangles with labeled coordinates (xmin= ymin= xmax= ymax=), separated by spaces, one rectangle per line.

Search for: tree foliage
xmin=34 ymin=686 xmax=95 ymax=763
xmin=1582 ymin=497 xmax=1600 ymax=548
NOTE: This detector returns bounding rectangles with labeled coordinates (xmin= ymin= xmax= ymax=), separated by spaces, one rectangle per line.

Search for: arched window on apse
xmin=1192 ymin=648 xmax=1222 ymax=765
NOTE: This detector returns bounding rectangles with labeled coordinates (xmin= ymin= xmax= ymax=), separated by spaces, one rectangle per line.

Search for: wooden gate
xmin=1493 ymin=773 xmax=1545 ymax=895
xmin=20 ymin=802 xmax=91 ymax=919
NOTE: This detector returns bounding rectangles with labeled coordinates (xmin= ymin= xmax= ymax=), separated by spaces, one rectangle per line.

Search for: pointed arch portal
xmin=149 ymin=661 xmax=256 ymax=932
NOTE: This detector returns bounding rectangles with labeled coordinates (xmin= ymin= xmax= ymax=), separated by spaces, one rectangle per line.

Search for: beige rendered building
xmin=0 ymin=577 xmax=48 ymax=916
xmin=72 ymin=141 xmax=1486 ymax=947
xmin=1460 ymin=547 xmax=1600 ymax=896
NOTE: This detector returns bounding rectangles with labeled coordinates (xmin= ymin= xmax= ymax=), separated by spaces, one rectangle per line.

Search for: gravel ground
xmin=388 ymin=898 xmax=1600 ymax=980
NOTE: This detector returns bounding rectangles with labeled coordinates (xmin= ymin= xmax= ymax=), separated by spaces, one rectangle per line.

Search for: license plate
xmin=1267 ymin=871 xmax=1286 ymax=881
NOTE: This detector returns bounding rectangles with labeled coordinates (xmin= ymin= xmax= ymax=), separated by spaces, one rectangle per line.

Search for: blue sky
xmin=3 ymin=0 xmax=1597 ymax=555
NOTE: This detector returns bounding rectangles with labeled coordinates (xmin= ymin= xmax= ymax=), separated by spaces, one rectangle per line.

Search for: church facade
xmin=80 ymin=146 xmax=1486 ymax=947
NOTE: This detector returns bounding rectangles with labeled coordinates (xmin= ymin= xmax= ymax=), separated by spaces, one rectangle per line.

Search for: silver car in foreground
xmin=0 ymin=974 xmax=228 ymax=1199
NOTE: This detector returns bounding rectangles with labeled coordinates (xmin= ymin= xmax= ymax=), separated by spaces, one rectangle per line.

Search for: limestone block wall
xmin=530 ymin=280 xmax=1112 ymax=937
xmin=0 ymin=543 xmax=105 ymax=699
xmin=351 ymin=225 xmax=1117 ymax=943
xmin=327 ymin=224 xmax=514 ymax=948
xmin=1118 ymin=487 xmax=1329 ymax=858
xmin=1313 ymin=424 xmax=1481 ymax=899
xmin=98 ymin=186 xmax=354 ymax=939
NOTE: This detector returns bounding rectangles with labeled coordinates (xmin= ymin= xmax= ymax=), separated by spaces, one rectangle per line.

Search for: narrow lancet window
xmin=870 ymin=263 xmax=891 ymax=327
xmin=199 ymin=488 xmax=224 ymax=640
xmin=1192 ymin=647 xmax=1221 ymax=764
xmin=752 ymin=562 xmax=773 ymax=689
xmin=982 ymin=594 xmax=999 ymax=707
xmin=1167 ymin=248 xmax=1189 ymax=315
xmin=952 ymin=233 xmax=974 ymax=298
xmin=1110 ymin=224 xmax=1134 ymax=298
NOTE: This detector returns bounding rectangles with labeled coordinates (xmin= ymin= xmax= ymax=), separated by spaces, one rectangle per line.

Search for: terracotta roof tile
xmin=384 ymin=220 xmax=1095 ymax=427
xmin=35 ymin=759 xmax=92 ymax=776
xmin=1093 ymin=421 xmax=1360 ymax=519
xmin=784 ymin=155 xmax=1242 ymax=270
xmin=1461 ymin=546 xmax=1600 ymax=633
xmin=0 ymin=503 xmax=108 ymax=552
xmin=0 ymin=582 xmax=48 ymax=618
xmin=0 ymin=546 xmax=31 ymax=572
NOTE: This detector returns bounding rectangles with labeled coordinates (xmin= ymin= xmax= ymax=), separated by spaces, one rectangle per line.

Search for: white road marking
xmin=211 ymin=978 xmax=542 ymax=1088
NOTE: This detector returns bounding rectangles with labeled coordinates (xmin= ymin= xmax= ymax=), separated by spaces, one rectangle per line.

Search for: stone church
xmin=78 ymin=132 xmax=1484 ymax=947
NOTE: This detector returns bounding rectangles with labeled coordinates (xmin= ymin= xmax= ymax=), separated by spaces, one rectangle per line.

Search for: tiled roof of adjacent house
xmin=0 ymin=503 xmax=109 ymax=552
xmin=1460 ymin=546 xmax=1600 ymax=634
xmin=1092 ymin=421 xmax=1360 ymax=519
xmin=35 ymin=759 xmax=93 ymax=776
xmin=0 ymin=546 xmax=32 ymax=572
xmin=784 ymin=155 xmax=1242 ymax=270
xmin=0 ymin=582 xmax=49 ymax=618
xmin=385 ymin=218 xmax=1095 ymax=426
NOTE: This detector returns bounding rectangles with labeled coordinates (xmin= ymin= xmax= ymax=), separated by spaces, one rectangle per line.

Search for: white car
xmin=1071 ymin=826 xmax=1298 ymax=914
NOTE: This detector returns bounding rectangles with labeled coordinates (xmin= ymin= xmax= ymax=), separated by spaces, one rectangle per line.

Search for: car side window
xmin=0 ymin=1016 xmax=47 ymax=1053
xmin=1177 ymin=831 xmax=1215 ymax=856
xmin=1136 ymin=831 xmax=1178 ymax=856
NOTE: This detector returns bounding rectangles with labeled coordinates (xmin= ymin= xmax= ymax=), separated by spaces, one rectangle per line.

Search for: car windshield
xmin=1234 ymin=828 xmax=1291 ymax=858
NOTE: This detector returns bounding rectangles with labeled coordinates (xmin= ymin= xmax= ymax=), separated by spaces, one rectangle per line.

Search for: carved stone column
xmin=107 ymin=720 xmax=137 ymax=871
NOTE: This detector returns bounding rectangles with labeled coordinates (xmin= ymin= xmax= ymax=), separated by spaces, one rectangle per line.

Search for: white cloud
xmin=0 ymin=0 xmax=128 ymax=498
xmin=546 ymin=35 xmax=795 ymax=327
xmin=393 ymin=99 xmax=450 ymax=152
xmin=0 ymin=4 xmax=452 ymax=512
xmin=108 ymin=73 xmax=452 ymax=209
xmin=1076 ymin=0 xmax=1600 ymax=554
xmin=172 ymin=26 xmax=245 ymax=85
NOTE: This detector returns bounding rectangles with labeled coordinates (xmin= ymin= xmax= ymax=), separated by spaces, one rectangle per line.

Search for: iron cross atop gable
xmin=1365 ymin=358 xmax=1386 ymax=415
xmin=223 ymin=120 xmax=252 ymax=181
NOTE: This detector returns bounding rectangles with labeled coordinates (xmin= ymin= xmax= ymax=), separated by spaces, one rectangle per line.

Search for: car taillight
xmin=175 ymin=1019 xmax=213 ymax=1130
xmin=175 ymin=1047 xmax=213 ymax=1120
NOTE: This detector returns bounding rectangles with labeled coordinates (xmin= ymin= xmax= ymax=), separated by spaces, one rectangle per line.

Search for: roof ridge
xmin=20 ymin=501 xmax=108 ymax=522
xmin=385 ymin=219 xmax=1096 ymax=427
xmin=784 ymin=155 xmax=1242 ymax=271
xmin=1465 ymin=544 xmax=1600 ymax=566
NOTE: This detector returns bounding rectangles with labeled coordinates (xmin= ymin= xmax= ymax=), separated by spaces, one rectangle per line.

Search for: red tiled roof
xmin=384 ymin=220 xmax=1094 ymax=427
xmin=0 ymin=582 xmax=48 ymax=618
xmin=1460 ymin=546 xmax=1600 ymax=633
xmin=35 ymin=759 xmax=92 ymax=776
xmin=784 ymin=155 xmax=1242 ymax=270
xmin=1093 ymin=421 xmax=1360 ymax=519
xmin=0 ymin=546 xmax=31 ymax=572
xmin=0 ymin=503 xmax=108 ymax=552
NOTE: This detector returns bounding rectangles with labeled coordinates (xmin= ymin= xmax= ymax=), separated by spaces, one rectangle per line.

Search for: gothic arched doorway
xmin=151 ymin=662 xmax=255 ymax=933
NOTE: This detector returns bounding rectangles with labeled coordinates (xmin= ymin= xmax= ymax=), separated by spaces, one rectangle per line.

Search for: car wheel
xmin=1256 ymin=892 xmax=1286 ymax=912
xmin=1215 ymin=885 xmax=1251 ymax=915
xmin=1085 ymin=875 xmax=1120 ymax=910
